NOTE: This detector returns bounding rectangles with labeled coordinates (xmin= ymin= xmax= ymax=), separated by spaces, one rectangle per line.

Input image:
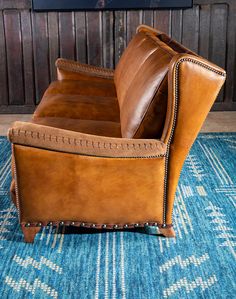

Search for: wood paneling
xmin=59 ymin=12 xmax=75 ymax=60
xmin=32 ymin=12 xmax=50 ymax=103
xmin=199 ymin=5 xmax=211 ymax=59
xmin=154 ymin=10 xmax=171 ymax=35
xmin=0 ymin=11 xmax=8 ymax=106
xmin=102 ymin=11 xmax=114 ymax=68
xmin=48 ymin=12 xmax=59 ymax=81
xmin=0 ymin=0 xmax=235 ymax=113
xmin=86 ymin=11 xmax=103 ymax=66
xmin=75 ymin=12 xmax=87 ymax=64
xmin=21 ymin=10 xmax=35 ymax=105
xmin=127 ymin=10 xmax=142 ymax=43
xmin=182 ymin=6 xmax=200 ymax=53
xmin=4 ymin=10 xmax=24 ymax=105
xmin=114 ymin=11 xmax=127 ymax=65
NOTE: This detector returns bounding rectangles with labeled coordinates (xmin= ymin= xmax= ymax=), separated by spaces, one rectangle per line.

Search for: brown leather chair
xmin=8 ymin=25 xmax=226 ymax=243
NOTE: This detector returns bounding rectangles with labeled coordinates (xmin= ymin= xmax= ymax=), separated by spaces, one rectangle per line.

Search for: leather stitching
xmin=9 ymin=127 xmax=167 ymax=158
xmin=11 ymin=129 xmax=165 ymax=152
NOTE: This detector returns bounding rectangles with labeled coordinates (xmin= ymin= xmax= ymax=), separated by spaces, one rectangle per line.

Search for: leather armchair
xmin=8 ymin=25 xmax=226 ymax=243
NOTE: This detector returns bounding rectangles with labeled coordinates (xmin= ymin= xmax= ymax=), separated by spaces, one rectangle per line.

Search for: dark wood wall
xmin=0 ymin=0 xmax=235 ymax=113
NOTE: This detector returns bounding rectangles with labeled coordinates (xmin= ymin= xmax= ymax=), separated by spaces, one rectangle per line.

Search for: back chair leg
xmin=159 ymin=226 xmax=176 ymax=238
xmin=21 ymin=225 xmax=41 ymax=243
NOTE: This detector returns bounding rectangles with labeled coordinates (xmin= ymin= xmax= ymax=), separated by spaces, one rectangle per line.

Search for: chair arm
xmin=161 ymin=53 xmax=226 ymax=224
xmin=136 ymin=24 xmax=164 ymax=35
xmin=55 ymin=58 xmax=114 ymax=79
xmin=8 ymin=122 xmax=166 ymax=159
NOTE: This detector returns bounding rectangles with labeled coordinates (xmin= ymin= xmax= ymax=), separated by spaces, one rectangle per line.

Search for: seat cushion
xmin=32 ymin=117 xmax=121 ymax=137
xmin=33 ymin=79 xmax=121 ymax=137
xmin=45 ymin=79 xmax=116 ymax=97
xmin=114 ymin=31 xmax=177 ymax=139
xmin=35 ymin=88 xmax=120 ymax=123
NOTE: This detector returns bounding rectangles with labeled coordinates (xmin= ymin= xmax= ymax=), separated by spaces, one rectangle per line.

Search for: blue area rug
xmin=0 ymin=134 xmax=235 ymax=299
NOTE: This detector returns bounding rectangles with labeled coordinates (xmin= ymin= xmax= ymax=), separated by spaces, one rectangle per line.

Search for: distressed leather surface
xmin=14 ymin=144 xmax=165 ymax=224
xmin=34 ymin=94 xmax=120 ymax=122
xmin=43 ymin=79 xmax=116 ymax=98
xmin=115 ymin=31 xmax=176 ymax=139
xmin=114 ymin=28 xmax=199 ymax=139
xmin=33 ymin=76 xmax=120 ymax=136
xmin=32 ymin=117 xmax=122 ymax=137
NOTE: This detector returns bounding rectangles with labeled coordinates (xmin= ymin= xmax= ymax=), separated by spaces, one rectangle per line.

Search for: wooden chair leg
xmin=159 ymin=226 xmax=176 ymax=238
xmin=21 ymin=225 xmax=41 ymax=243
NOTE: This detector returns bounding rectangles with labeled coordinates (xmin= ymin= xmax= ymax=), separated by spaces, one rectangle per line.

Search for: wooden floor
xmin=0 ymin=112 xmax=236 ymax=136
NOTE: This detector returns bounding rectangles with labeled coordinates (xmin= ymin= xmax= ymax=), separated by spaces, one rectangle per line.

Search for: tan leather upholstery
xmin=32 ymin=72 xmax=120 ymax=136
xmin=8 ymin=25 xmax=226 ymax=242
xmin=115 ymin=31 xmax=176 ymax=139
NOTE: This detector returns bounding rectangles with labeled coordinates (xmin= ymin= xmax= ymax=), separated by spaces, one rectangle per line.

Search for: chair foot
xmin=21 ymin=225 xmax=41 ymax=243
xmin=159 ymin=226 xmax=176 ymax=238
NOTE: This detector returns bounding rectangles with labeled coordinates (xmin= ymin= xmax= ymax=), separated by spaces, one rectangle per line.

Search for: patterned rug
xmin=0 ymin=133 xmax=235 ymax=299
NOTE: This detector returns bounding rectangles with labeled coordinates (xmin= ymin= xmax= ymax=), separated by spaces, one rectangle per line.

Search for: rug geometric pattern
xmin=0 ymin=134 xmax=235 ymax=299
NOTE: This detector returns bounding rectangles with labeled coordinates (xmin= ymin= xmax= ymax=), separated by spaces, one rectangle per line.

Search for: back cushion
xmin=114 ymin=31 xmax=177 ymax=139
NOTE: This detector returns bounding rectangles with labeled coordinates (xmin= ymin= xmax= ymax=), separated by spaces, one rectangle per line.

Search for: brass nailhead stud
xmin=124 ymin=224 xmax=128 ymax=229
xmin=37 ymin=222 xmax=42 ymax=227
xmin=71 ymin=222 xmax=75 ymax=226
xmin=154 ymin=223 xmax=158 ymax=227
xmin=60 ymin=221 xmax=64 ymax=226
xmin=91 ymin=224 xmax=96 ymax=228
xmin=25 ymin=223 xmax=30 ymax=227
xmin=144 ymin=222 xmax=149 ymax=227
xmin=102 ymin=224 xmax=107 ymax=229
xmin=134 ymin=223 xmax=139 ymax=227
xmin=81 ymin=223 xmax=85 ymax=227
xmin=48 ymin=222 xmax=53 ymax=226
xmin=113 ymin=224 xmax=118 ymax=229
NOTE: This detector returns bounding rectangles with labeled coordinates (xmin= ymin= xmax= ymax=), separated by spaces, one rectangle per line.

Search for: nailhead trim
xmin=12 ymin=146 xmax=21 ymax=221
xmin=56 ymin=59 xmax=114 ymax=78
xmin=162 ymin=57 xmax=226 ymax=225
xmin=22 ymin=221 xmax=173 ymax=230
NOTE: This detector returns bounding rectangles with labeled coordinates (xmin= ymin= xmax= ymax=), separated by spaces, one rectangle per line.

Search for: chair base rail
xmin=21 ymin=223 xmax=176 ymax=243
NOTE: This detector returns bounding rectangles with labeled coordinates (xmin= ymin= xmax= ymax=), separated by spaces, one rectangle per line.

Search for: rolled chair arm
xmin=8 ymin=122 xmax=166 ymax=159
xmin=55 ymin=58 xmax=114 ymax=79
xmin=136 ymin=24 xmax=163 ymax=35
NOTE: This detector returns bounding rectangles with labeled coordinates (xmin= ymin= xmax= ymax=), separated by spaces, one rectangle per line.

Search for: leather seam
xmin=10 ymin=129 xmax=166 ymax=158
xmin=11 ymin=129 xmax=165 ymax=152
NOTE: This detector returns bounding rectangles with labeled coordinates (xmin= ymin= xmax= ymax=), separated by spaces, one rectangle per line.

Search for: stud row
xmin=24 ymin=221 xmax=162 ymax=229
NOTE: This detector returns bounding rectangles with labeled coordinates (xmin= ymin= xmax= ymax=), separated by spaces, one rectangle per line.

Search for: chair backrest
xmin=114 ymin=26 xmax=197 ymax=139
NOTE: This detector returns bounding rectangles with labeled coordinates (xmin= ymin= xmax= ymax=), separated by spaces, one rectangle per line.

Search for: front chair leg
xmin=21 ymin=224 xmax=41 ymax=243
